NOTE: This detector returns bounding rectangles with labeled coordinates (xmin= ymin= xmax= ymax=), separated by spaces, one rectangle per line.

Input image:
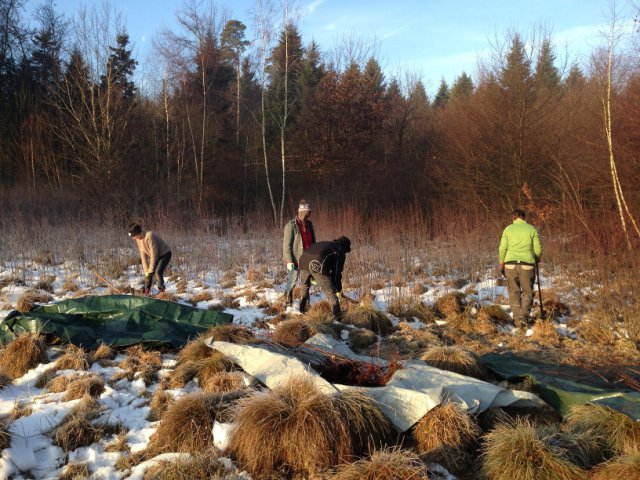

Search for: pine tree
xmin=450 ymin=72 xmax=474 ymax=99
xmin=101 ymin=33 xmax=137 ymax=101
xmin=433 ymin=78 xmax=450 ymax=108
xmin=534 ymin=38 xmax=560 ymax=89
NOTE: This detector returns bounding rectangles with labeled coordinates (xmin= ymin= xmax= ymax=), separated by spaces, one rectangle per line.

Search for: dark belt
xmin=505 ymin=260 xmax=534 ymax=266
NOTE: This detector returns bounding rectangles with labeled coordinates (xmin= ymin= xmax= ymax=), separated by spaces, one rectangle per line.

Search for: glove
xmin=499 ymin=262 xmax=505 ymax=277
xmin=145 ymin=272 xmax=154 ymax=279
xmin=311 ymin=278 xmax=317 ymax=286
xmin=336 ymin=291 xmax=342 ymax=298
xmin=287 ymin=262 xmax=295 ymax=272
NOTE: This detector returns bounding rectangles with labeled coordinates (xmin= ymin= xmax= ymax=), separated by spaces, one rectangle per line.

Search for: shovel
xmin=535 ymin=262 xmax=545 ymax=320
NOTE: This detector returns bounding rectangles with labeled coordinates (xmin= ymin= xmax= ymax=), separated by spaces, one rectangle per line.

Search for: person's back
xmin=499 ymin=219 xmax=542 ymax=264
xmin=299 ymin=240 xmax=342 ymax=275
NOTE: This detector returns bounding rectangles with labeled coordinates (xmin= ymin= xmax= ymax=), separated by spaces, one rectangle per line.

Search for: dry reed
xmin=0 ymin=333 xmax=48 ymax=379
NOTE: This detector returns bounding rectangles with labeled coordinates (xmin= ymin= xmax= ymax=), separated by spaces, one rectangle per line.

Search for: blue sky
xmin=31 ymin=0 xmax=623 ymax=95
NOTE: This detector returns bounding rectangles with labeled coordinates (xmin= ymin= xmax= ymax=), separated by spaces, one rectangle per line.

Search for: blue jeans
xmin=284 ymin=268 xmax=299 ymax=305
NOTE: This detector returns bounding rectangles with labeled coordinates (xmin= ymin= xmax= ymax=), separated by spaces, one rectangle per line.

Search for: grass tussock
xmin=155 ymin=291 xmax=178 ymax=302
xmin=168 ymin=360 xmax=201 ymax=388
xmin=564 ymin=404 xmax=640 ymax=455
xmin=52 ymin=396 xmax=106 ymax=452
xmin=15 ymin=289 xmax=53 ymax=312
xmin=104 ymin=431 xmax=131 ymax=453
xmin=55 ymin=344 xmax=90 ymax=371
xmin=142 ymin=451 xmax=226 ymax=480
xmin=147 ymin=390 xmax=242 ymax=454
xmin=201 ymin=371 xmax=246 ymax=393
xmin=349 ymin=328 xmax=378 ymax=351
xmin=59 ymin=462 xmax=90 ymax=480
xmin=477 ymin=304 xmax=511 ymax=325
xmin=482 ymin=419 xmax=586 ymax=480
xmin=47 ymin=373 xmax=74 ymax=393
xmin=190 ymin=290 xmax=213 ymax=305
xmin=228 ymin=375 xmax=392 ymax=478
xmin=195 ymin=352 xmax=237 ymax=388
xmin=147 ymin=387 xmax=173 ymax=421
xmin=414 ymin=402 xmax=480 ymax=472
xmin=386 ymin=298 xmax=436 ymax=323
xmin=0 ymin=333 xmax=48 ymax=379
xmin=0 ymin=372 xmax=11 ymax=389
xmin=434 ymin=292 xmax=466 ymax=319
xmin=591 ymin=453 xmax=640 ymax=479
xmin=118 ymin=345 xmax=162 ymax=385
xmin=272 ymin=318 xmax=326 ymax=345
xmin=379 ymin=325 xmax=440 ymax=359
xmin=420 ymin=346 xmax=486 ymax=379
xmin=10 ymin=401 xmax=33 ymax=420
xmin=343 ymin=304 xmax=394 ymax=335
xmin=330 ymin=448 xmax=429 ymax=480
xmin=62 ymin=277 xmax=79 ymax=292
xmin=178 ymin=335 xmax=214 ymax=364
xmin=530 ymin=319 xmax=560 ymax=345
xmin=91 ymin=343 xmax=116 ymax=364
xmin=64 ymin=374 xmax=105 ymax=400
xmin=539 ymin=426 xmax=607 ymax=469
xmin=205 ymin=324 xmax=255 ymax=344
xmin=446 ymin=313 xmax=497 ymax=336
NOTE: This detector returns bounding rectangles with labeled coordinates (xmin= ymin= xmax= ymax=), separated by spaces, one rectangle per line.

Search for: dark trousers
xmin=284 ymin=268 xmax=299 ymax=305
xmin=505 ymin=264 xmax=535 ymax=325
xmin=299 ymin=270 xmax=340 ymax=318
xmin=145 ymin=251 xmax=172 ymax=290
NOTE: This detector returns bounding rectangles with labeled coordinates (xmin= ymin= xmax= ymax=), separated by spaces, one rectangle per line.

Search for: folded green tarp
xmin=0 ymin=295 xmax=233 ymax=349
xmin=482 ymin=352 xmax=640 ymax=420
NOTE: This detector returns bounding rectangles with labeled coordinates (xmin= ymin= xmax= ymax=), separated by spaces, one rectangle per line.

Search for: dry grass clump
xmin=304 ymin=301 xmax=335 ymax=325
xmin=47 ymin=373 xmax=74 ymax=393
xmin=482 ymin=419 xmax=586 ymax=480
xmin=91 ymin=343 xmax=116 ymax=364
xmin=434 ymin=292 xmax=466 ymax=319
xmin=575 ymin=317 xmax=617 ymax=346
xmin=349 ymin=328 xmax=378 ymax=351
xmin=330 ymin=448 xmax=429 ymax=480
xmin=205 ymin=324 xmax=255 ymax=344
xmin=178 ymin=335 xmax=214 ymax=364
xmin=343 ymin=304 xmax=394 ymax=335
xmin=245 ymin=267 xmax=265 ymax=283
xmin=378 ymin=325 xmax=440 ymax=359
xmin=147 ymin=391 xmax=242 ymax=454
xmin=55 ymin=344 xmax=90 ymax=371
xmin=228 ymin=375 xmax=392 ymax=478
xmin=104 ymin=431 xmax=130 ymax=453
xmin=386 ymin=298 xmax=436 ymax=323
xmin=64 ymin=374 xmax=105 ymax=401
xmin=0 ymin=333 xmax=48 ymax=379
xmin=62 ymin=277 xmax=80 ymax=292
xmin=34 ymin=277 xmax=55 ymax=293
xmin=539 ymin=426 xmax=607 ymax=469
xmin=195 ymin=352 xmax=237 ymax=387
xmin=591 ymin=453 xmax=640 ymax=479
xmin=59 ymin=462 xmax=90 ymax=480
xmin=414 ymin=402 xmax=480 ymax=472
xmin=15 ymin=289 xmax=53 ymax=312
xmin=147 ymin=387 xmax=173 ymax=421
xmin=445 ymin=313 xmax=497 ymax=336
xmin=52 ymin=397 xmax=106 ymax=452
xmin=218 ymin=294 xmax=240 ymax=309
xmin=477 ymin=304 xmax=511 ymax=325
xmin=530 ymin=319 xmax=560 ymax=345
xmin=142 ymin=451 xmax=227 ymax=480
xmin=272 ymin=318 xmax=325 ymax=345
xmin=201 ymin=371 xmax=247 ymax=393
xmin=0 ymin=418 xmax=9 ymax=450
xmin=420 ymin=346 xmax=486 ymax=379
xmin=155 ymin=291 xmax=178 ymax=302
xmin=10 ymin=402 xmax=33 ymax=420
xmin=190 ymin=290 xmax=213 ymax=305
xmin=564 ymin=404 xmax=640 ymax=455
xmin=168 ymin=360 xmax=201 ymax=388
xmin=219 ymin=270 xmax=237 ymax=288
xmin=117 ymin=345 xmax=162 ymax=385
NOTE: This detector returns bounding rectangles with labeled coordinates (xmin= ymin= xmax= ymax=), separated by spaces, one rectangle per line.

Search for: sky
xmin=26 ymin=0 xmax=630 ymax=95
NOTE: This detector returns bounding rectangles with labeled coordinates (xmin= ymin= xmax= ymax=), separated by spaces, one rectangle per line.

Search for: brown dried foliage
xmin=591 ymin=453 xmax=640 ymax=480
xmin=64 ymin=374 xmax=105 ymax=401
xmin=434 ymin=292 xmax=466 ymax=319
xmin=201 ymin=371 xmax=246 ymax=394
xmin=147 ymin=387 xmax=173 ymax=421
xmin=0 ymin=333 xmax=48 ymax=379
xmin=420 ymin=346 xmax=486 ymax=379
xmin=59 ymin=462 xmax=90 ymax=480
xmin=15 ymin=289 xmax=53 ymax=312
xmin=330 ymin=448 xmax=429 ymax=480
xmin=343 ymin=304 xmax=394 ymax=335
xmin=55 ymin=344 xmax=90 ymax=371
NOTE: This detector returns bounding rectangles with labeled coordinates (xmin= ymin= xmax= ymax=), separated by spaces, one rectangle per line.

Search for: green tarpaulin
xmin=482 ymin=352 xmax=640 ymax=420
xmin=0 ymin=295 xmax=233 ymax=349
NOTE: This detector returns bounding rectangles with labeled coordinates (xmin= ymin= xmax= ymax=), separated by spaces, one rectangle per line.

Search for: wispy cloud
xmin=324 ymin=22 xmax=337 ymax=31
xmin=304 ymin=0 xmax=325 ymax=17
xmin=381 ymin=21 xmax=415 ymax=40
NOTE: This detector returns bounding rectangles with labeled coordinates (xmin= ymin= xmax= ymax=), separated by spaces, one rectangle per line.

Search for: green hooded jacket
xmin=499 ymin=218 xmax=542 ymax=264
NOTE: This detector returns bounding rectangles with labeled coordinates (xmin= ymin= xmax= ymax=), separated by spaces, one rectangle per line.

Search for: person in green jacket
xmin=499 ymin=209 xmax=543 ymax=327
xmin=282 ymin=200 xmax=316 ymax=308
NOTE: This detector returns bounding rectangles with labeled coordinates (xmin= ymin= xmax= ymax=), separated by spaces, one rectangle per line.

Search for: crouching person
xmin=128 ymin=223 xmax=172 ymax=295
xmin=298 ymin=236 xmax=351 ymax=319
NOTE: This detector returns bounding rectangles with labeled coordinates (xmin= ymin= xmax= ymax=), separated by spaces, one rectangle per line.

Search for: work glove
xmin=286 ymin=262 xmax=295 ymax=272
xmin=311 ymin=278 xmax=317 ymax=286
xmin=145 ymin=272 xmax=154 ymax=280
xmin=336 ymin=291 xmax=342 ymax=298
xmin=499 ymin=262 xmax=505 ymax=277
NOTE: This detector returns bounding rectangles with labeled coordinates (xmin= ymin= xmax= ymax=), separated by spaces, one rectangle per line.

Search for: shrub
xmin=330 ymin=448 xmax=429 ymax=479
xmin=413 ymin=402 xmax=480 ymax=473
xmin=420 ymin=346 xmax=486 ymax=379
xmin=0 ymin=333 xmax=48 ymax=379
xmin=482 ymin=419 xmax=586 ymax=480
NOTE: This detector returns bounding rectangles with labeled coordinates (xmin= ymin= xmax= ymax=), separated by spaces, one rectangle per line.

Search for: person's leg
xmin=505 ymin=265 xmax=523 ymax=326
xmin=284 ymin=268 xmax=299 ymax=306
xmin=314 ymin=274 xmax=340 ymax=319
xmin=519 ymin=265 xmax=536 ymax=324
xmin=155 ymin=252 xmax=172 ymax=291
xmin=298 ymin=270 xmax=312 ymax=312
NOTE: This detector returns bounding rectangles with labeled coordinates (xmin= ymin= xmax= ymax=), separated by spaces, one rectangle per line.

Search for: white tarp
xmin=206 ymin=334 xmax=545 ymax=432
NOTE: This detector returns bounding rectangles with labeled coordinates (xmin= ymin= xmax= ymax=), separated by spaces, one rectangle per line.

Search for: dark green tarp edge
xmin=0 ymin=294 xmax=233 ymax=349
xmin=482 ymin=352 xmax=640 ymax=420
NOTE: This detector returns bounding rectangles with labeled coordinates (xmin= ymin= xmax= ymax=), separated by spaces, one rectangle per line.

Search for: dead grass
xmin=343 ymin=304 xmax=394 ymax=335
xmin=178 ymin=335 xmax=214 ymax=364
xmin=52 ymin=396 xmax=107 ymax=452
xmin=104 ymin=431 xmax=131 ymax=453
xmin=477 ymin=304 xmax=511 ymax=325
xmin=591 ymin=453 xmax=640 ymax=479
xmin=59 ymin=462 xmax=90 ymax=480
xmin=564 ymin=404 xmax=640 ymax=455
xmin=142 ymin=451 xmax=227 ymax=480
xmin=386 ymin=298 xmax=436 ymax=323
xmin=0 ymin=372 xmax=11 ymax=389
xmin=0 ymin=418 xmax=9 ymax=450
xmin=205 ymin=325 xmax=255 ymax=344
xmin=155 ymin=291 xmax=178 ymax=302
xmin=201 ymin=371 xmax=247 ymax=393
xmin=147 ymin=390 xmax=243 ymax=454
xmin=330 ymin=448 xmax=429 ymax=479
xmin=91 ymin=343 xmax=116 ymax=364
xmin=168 ymin=360 xmax=201 ymax=388
xmin=228 ymin=375 xmax=392 ymax=478
xmin=349 ymin=328 xmax=378 ymax=351
xmin=434 ymin=292 xmax=466 ymax=319
xmin=195 ymin=352 xmax=237 ymax=387
xmin=530 ymin=319 xmax=560 ymax=345
xmin=118 ymin=345 xmax=163 ymax=385
xmin=272 ymin=318 xmax=324 ymax=345
xmin=55 ymin=344 xmax=90 ymax=370
xmin=190 ymin=290 xmax=213 ymax=305
xmin=15 ymin=289 xmax=53 ymax=312
xmin=218 ymin=294 xmax=240 ymax=309
xmin=482 ymin=419 xmax=586 ymax=480
xmin=64 ymin=374 xmax=105 ymax=400
xmin=10 ymin=401 xmax=33 ymax=420
xmin=0 ymin=333 xmax=48 ymax=379
xmin=414 ymin=402 xmax=480 ymax=473
xmin=219 ymin=270 xmax=237 ymax=288
xmin=539 ymin=426 xmax=606 ymax=469
xmin=62 ymin=277 xmax=80 ymax=292
xmin=246 ymin=267 xmax=265 ymax=283
xmin=420 ymin=346 xmax=486 ymax=379
xmin=147 ymin=387 xmax=173 ymax=421
xmin=378 ymin=325 xmax=440 ymax=359
xmin=47 ymin=373 xmax=74 ymax=393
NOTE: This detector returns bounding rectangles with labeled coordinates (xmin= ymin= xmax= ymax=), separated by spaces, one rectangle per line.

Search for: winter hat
xmin=298 ymin=200 xmax=312 ymax=213
xmin=128 ymin=222 xmax=142 ymax=237
xmin=334 ymin=236 xmax=351 ymax=253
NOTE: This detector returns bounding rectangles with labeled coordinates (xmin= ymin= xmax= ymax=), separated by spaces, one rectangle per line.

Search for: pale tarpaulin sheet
xmin=207 ymin=334 xmax=545 ymax=432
